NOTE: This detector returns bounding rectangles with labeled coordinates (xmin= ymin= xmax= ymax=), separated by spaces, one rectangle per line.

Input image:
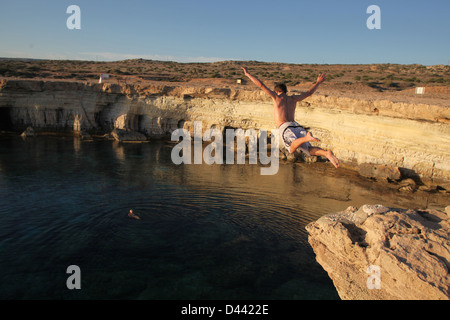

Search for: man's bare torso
xmin=273 ymin=94 xmax=297 ymax=128
xmin=240 ymin=66 xmax=325 ymax=128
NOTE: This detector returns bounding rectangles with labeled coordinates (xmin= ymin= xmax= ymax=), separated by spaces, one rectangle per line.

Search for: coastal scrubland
xmin=0 ymin=58 xmax=448 ymax=106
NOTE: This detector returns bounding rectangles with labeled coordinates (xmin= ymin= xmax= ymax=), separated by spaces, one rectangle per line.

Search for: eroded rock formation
xmin=0 ymin=79 xmax=449 ymax=184
xmin=306 ymin=204 xmax=450 ymax=300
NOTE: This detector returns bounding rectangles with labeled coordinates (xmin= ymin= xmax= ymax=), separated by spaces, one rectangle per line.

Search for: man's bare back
xmin=272 ymin=94 xmax=297 ymax=128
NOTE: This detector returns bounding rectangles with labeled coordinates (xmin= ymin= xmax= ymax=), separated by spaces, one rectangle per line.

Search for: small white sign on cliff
xmin=415 ymin=87 xmax=425 ymax=95
xmin=99 ymin=74 xmax=110 ymax=83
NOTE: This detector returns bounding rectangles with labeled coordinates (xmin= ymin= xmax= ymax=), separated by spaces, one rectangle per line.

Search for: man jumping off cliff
xmin=242 ymin=67 xmax=339 ymax=168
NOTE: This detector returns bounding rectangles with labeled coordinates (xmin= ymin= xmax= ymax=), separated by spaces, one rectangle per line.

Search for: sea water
xmin=0 ymin=135 xmax=444 ymax=299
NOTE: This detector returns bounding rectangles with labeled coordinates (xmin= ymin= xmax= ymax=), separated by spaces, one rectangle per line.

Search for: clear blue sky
xmin=0 ymin=0 xmax=449 ymax=65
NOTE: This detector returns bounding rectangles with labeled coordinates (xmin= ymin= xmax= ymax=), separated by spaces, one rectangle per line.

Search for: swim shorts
xmin=279 ymin=121 xmax=311 ymax=155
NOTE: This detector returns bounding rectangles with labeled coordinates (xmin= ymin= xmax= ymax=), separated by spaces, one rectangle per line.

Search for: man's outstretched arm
xmin=293 ymin=73 xmax=327 ymax=102
xmin=242 ymin=67 xmax=277 ymax=99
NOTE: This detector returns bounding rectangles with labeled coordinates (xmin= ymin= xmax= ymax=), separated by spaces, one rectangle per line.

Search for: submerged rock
xmin=77 ymin=130 xmax=92 ymax=141
xmin=306 ymin=204 xmax=450 ymax=300
xmin=111 ymin=129 xmax=148 ymax=142
xmin=358 ymin=163 xmax=401 ymax=181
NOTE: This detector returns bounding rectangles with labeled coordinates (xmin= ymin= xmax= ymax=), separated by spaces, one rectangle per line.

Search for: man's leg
xmin=289 ymin=132 xmax=320 ymax=154
xmin=309 ymin=147 xmax=340 ymax=168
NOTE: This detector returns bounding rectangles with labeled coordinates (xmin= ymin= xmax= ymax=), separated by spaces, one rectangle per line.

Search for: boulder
xmin=111 ymin=129 xmax=148 ymax=142
xmin=398 ymin=178 xmax=417 ymax=192
xmin=20 ymin=126 xmax=35 ymax=137
xmin=77 ymin=130 xmax=92 ymax=141
xmin=306 ymin=204 xmax=450 ymax=300
xmin=358 ymin=163 xmax=401 ymax=181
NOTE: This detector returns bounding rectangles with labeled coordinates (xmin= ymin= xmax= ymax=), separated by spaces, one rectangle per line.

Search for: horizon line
xmin=1 ymin=56 xmax=447 ymax=67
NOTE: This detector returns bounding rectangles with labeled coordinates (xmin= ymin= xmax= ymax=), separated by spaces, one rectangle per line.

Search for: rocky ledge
xmin=1 ymin=79 xmax=449 ymax=184
xmin=306 ymin=204 xmax=450 ymax=300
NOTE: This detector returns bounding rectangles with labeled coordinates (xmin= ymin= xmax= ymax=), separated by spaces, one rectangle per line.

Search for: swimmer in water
xmin=128 ymin=209 xmax=141 ymax=220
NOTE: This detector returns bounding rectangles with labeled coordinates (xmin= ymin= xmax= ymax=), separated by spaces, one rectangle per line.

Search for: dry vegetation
xmin=1 ymin=58 xmax=449 ymax=104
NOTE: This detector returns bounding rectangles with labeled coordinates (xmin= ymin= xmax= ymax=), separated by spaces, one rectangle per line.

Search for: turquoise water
xmin=0 ymin=135 xmax=443 ymax=300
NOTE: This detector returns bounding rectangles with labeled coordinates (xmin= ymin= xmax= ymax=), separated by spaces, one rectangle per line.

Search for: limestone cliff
xmin=0 ymin=79 xmax=449 ymax=184
xmin=306 ymin=204 xmax=450 ymax=300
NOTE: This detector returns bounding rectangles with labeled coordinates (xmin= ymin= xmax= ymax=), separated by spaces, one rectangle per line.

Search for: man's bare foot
xmin=325 ymin=150 xmax=340 ymax=168
xmin=306 ymin=132 xmax=320 ymax=142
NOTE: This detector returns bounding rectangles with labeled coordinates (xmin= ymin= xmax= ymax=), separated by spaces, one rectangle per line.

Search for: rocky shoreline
xmin=306 ymin=204 xmax=450 ymax=300
xmin=1 ymin=78 xmax=449 ymax=188
xmin=1 ymin=78 xmax=449 ymax=300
